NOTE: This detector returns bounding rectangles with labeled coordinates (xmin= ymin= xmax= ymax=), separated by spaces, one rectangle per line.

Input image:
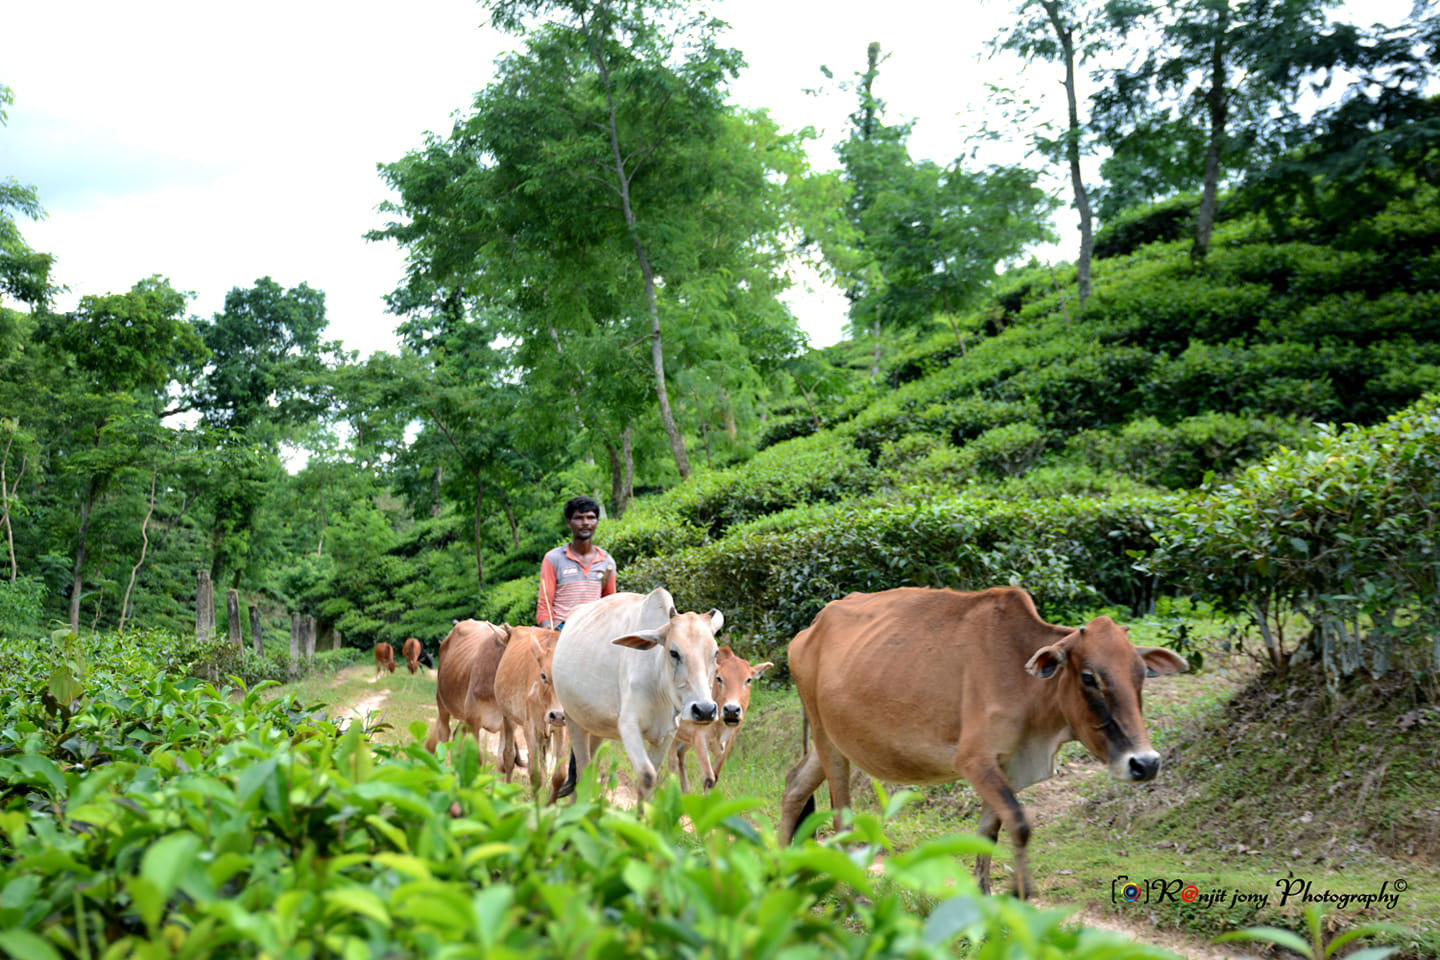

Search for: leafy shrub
xmin=1093 ymin=194 xmax=1199 ymax=259
xmin=625 ymin=493 xmax=1173 ymax=664
xmin=966 ymin=421 xmax=1049 ymax=477
xmin=478 ymin=575 xmax=537 ymax=627
xmin=1067 ymin=413 xmax=1314 ymax=489
xmin=1150 ymin=393 xmax=1440 ymax=683
xmin=0 ymin=576 xmax=44 ymax=641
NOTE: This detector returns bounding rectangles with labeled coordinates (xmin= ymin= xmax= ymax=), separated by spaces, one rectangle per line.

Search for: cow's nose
xmin=722 ymin=702 xmax=742 ymax=722
xmin=1128 ymin=752 xmax=1161 ymax=782
xmin=546 ymin=708 xmax=565 ymax=726
xmin=690 ymin=700 xmax=718 ymax=723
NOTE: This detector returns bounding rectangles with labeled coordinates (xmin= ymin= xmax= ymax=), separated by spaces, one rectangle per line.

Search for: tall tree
xmin=34 ymin=277 xmax=207 ymax=631
xmin=828 ymin=46 xmax=1056 ymax=368
xmin=375 ymin=0 xmax=812 ymax=486
xmin=992 ymin=0 xmax=1105 ymax=303
xmin=188 ymin=277 xmax=345 ymax=588
xmin=1 ymin=84 xmax=56 ymax=314
xmin=1091 ymin=0 xmax=1340 ymax=260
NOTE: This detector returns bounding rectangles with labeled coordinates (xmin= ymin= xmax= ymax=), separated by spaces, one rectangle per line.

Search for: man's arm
xmin=536 ymin=557 xmax=559 ymax=628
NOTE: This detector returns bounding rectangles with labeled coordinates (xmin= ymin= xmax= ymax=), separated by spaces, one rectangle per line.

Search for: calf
xmin=424 ymin=620 xmax=511 ymax=754
xmin=495 ymin=626 xmax=567 ymax=802
xmin=673 ymin=646 xmax=773 ymax=792
xmin=402 ymin=636 xmax=423 ymax=674
xmin=552 ymin=587 xmax=723 ymax=798
xmin=373 ymin=641 xmax=397 ymax=680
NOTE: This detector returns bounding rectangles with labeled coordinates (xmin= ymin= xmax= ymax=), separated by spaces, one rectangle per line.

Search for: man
xmin=536 ymin=495 xmax=617 ymax=630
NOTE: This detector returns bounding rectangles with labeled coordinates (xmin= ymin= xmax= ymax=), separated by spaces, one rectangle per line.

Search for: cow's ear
xmin=613 ymin=630 xmax=663 ymax=650
xmin=1025 ymin=645 xmax=1067 ymax=680
xmin=751 ymin=661 xmax=775 ymax=678
xmin=1136 ymin=645 xmax=1188 ymax=677
xmin=716 ymin=645 xmax=735 ymax=663
xmin=706 ymin=609 xmax=725 ymax=634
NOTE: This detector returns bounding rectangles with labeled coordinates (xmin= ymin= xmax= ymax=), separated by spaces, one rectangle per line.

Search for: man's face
xmin=567 ymin=510 xmax=599 ymax=543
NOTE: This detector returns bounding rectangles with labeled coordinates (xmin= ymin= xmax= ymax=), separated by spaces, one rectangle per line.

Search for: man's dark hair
xmin=564 ymin=495 xmax=602 ymax=520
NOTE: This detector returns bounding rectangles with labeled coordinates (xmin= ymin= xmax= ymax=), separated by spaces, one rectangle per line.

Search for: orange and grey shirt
xmin=536 ymin=544 xmax=617 ymax=627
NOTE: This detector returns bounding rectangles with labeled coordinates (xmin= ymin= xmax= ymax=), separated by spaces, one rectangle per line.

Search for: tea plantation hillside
xmin=477 ymin=184 xmax=1440 ymax=666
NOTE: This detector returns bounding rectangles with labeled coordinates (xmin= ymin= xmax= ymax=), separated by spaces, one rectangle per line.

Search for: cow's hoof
xmin=703 ymin=777 xmax=716 ymax=791
xmin=448 ymin=801 xmax=463 ymax=818
xmin=641 ymin=771 xmax=656 ymax=792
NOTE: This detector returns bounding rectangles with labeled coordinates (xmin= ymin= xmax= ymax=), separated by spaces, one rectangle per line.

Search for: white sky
xmin=1 ymin=0 xmax=1416 ymax=357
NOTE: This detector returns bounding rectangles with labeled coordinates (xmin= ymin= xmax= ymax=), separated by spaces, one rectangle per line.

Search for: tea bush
xmin=0 ymin=576 xmax=44 ymax=641
xmin=623 ymin=493 xmax=1172 ymax=664
xmin=0 ymin=632 xmax=1178 ymax=960
xmin=1151 ymin=392 xmax=1440 ymax=682
xmin=1067 ymin=413 xmax=1313 ymax=489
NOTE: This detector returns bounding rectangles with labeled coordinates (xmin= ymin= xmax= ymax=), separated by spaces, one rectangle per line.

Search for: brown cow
xmin=373 ymin=641 xmax=397 ymax=680
xmin=425 ymin=620 xmax=511 ymax=754
xmin=778 ymin=586 xmax=1186 ymax=898
xmin=402 ymin=636 xmax=423 ymax=674
xmin=672 ymin=646 xmax=773 ymax=792
xmin=495 ymin=626 xmax=568 ymax=802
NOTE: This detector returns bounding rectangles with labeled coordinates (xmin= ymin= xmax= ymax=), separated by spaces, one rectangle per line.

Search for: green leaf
xmin=1215 ymin=925 xmax=1312 ymax=956
xmin=0 ymin=928 xmax=63 ymax=960
xmin=924 ymin=895 xmax=982 ymax=945
xmin=323 ymin=887 xmax=391 ymax=926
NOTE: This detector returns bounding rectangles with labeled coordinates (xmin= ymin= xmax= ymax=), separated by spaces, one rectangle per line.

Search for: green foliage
xmin=0 ymin=576 xmax=44 ymax=640
xmin=0 ymin=631 xmax=1181 ymax=960
xmin=1151 ymin=393 xmax=1440 ymax=681
xmin=1067 ymin=413 xmax=1314 ymax=489
xmin=1093 ymin=195 xmax=1201 ymax=259
xmin=478 ymin=575 xmax=537 ymax=628
xmin=625 ymin=493 xmax=1171 ymax=664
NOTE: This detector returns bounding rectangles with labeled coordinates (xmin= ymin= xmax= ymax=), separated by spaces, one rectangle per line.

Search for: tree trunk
xmin=1192 ymin=3 xmax=1229 ymax=263
xmin=196 ymin=569 xmax=215 ymax=642
xmin=473 ymin=479 xmax=485 ymax=594
xmin=119 ymin=461 xmax=159 ymax=633
xmin=69 ymin=479 xmax=101 ymax=634
xmin=289 ymin=612 xmax=300 ymax=680
xmin=1045 ymin=0 xmax=1094 ymax=305
xmin=1 ymin=435 xmax=28 ymax=583
xmin=250 ymin=603 xmax=263 ymax=655
xmin=607 ymin=426 xmax=636 ymax=520
xmin=590 ymin=24 xmax=691 ymax=479
xmin=226 ymin=589 xmax=242 ymax=652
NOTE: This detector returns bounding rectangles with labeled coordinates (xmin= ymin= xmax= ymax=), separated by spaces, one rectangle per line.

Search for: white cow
xmin=552 ymin=587 xmax=723 ymax=797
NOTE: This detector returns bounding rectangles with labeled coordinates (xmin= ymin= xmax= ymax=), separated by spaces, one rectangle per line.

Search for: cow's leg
xmin=973 ymin=804 xmax=1002 ymax=895
xmin=674 ymin=742 xmax=691 ymax=793
xmin=617 ymin=716 xmax=659 ymax=795
xmin=709 ymin=730 xmax=736 ymax=787
xmin=692 ymin=734 xmax=718 ymax=792
xmin=958 ymin=751 xmax=1032 ymax=899
xmin=498 ymin=718 xmax=518 ymax=782
xmin=547 ymin=724 xmax=569 ymax=804
xmin=525 ymin=721 xmax=547 ymax=798
xmin=779 ymin=746 xmax=827 ymax=843
xmin=426 ymin=699 xmax=454 ymax=752
xmin=810 ymin=720 xmax=852 ymax=832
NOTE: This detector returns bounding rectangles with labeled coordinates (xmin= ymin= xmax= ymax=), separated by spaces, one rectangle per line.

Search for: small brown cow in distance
xmin=402 ymin=636 xmax=423 ymax=674
xmin=373 ymin=641 xmax=397 ymax=680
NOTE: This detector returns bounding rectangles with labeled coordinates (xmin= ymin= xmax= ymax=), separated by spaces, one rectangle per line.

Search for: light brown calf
xmin=779 ymin=586 xmax=1186 ymax=899
xmin=424 ymin=620 xmax=511 ymax=754
xmin=495 ymin=626 xmax=568 ymax=802
xmin=673 ymin=646 xmax=773 ymax=792
xmin=402 ymin=636 xmax=423 ymax=674
xmin=373 ymin=641 xmax=397 ymax=679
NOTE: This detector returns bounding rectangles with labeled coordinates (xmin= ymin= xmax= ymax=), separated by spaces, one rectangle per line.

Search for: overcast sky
xmin=2 ymin=0 xmax=1414 ymax=357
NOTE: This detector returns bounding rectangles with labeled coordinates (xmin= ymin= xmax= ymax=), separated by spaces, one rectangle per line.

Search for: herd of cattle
xmin=368 ymin=585 xmax=1186 ymax=898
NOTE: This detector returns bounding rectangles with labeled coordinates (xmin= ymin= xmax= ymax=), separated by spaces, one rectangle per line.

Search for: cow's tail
xmin=555 ymin=749 xmax=578 ymax=800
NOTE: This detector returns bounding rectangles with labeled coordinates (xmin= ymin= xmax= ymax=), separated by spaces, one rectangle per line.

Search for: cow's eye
xmin=1081 ymin=670 xmax=1099 ymax=689
xmin=669 ymin=648 xmax=680 ymax=662
xmin=745 ymin=677 xmax=753 ymax=686
xmin=715 ymin=675 xmax=725 ymax=687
